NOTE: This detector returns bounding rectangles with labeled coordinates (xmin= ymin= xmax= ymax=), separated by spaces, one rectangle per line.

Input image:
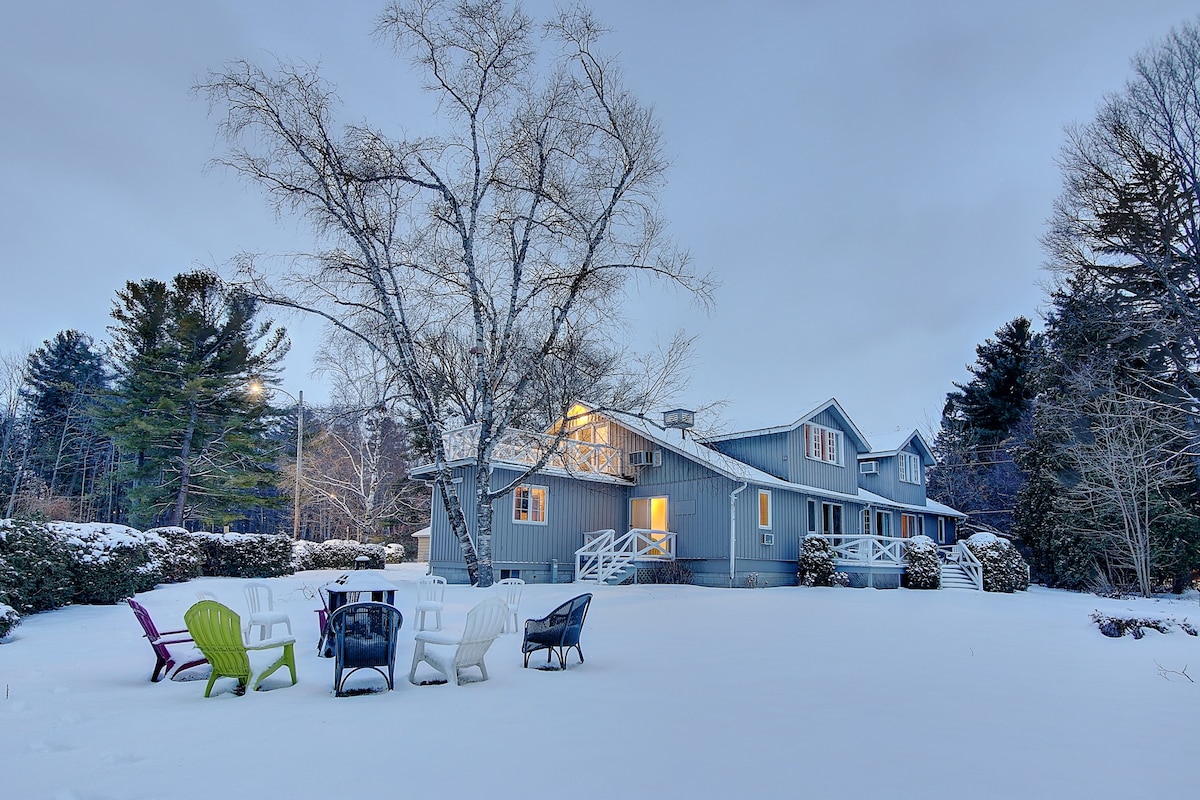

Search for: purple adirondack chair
xmin=126 ymin=597 xmax=209 ymax=682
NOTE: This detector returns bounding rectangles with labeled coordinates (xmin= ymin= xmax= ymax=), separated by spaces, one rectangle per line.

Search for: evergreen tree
xmin=18 ymin=330 xmax=111 ymax=519
xmin=102 ymin=271 xmax=289 ymax=528
xmin=928 ymin=317 xmax=1038 ymax=536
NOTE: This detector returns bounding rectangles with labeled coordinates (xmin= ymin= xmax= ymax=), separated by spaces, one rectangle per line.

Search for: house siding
xmin=705 ymin=431 xmax=789 ymax=480
xmin=858 ymin=445 xmax=926 ymax=506
xmin=786 ymin=409 xmax=861 ymax=494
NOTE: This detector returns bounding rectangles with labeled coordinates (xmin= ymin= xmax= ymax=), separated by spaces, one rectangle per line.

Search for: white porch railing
xmin=443 ymin=423 xmax=623 ymax=476
xmin=823 ymin=534 xmax=907 ymax=567
xmin=576 ymin=528 xmax=677 ymax=583
xmin=939 ymin=542 xmax=984 ymax=591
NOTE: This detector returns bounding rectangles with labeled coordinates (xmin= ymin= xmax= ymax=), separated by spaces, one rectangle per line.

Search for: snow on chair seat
xmin=409 ymin=596 xmax=507 ymax=686
xmin=243 ymin=581 xmax=292 ymax=641
xmin=414 ymin=575 xmax=447 ymax=631
xmin=184 ymin=600 xmax=297 ymax=697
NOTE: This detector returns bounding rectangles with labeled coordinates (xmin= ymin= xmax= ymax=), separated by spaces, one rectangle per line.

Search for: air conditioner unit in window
xmin=762 ymin=532 xmax=775 ymax=545
xmin=859 ymin=461 xmax=878 ymax=475
xmin=626 ymin=450 xmax=661 ymax=468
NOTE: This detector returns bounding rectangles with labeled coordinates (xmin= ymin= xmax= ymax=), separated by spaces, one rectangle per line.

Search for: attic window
xmin=899 ymin=452 xmax=922 ymax=484
xmin=804 ymin=423 xmax=843 ymax=466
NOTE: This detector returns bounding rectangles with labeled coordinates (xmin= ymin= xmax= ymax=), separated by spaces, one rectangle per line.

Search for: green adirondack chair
xmin=184 ymin=600 xmax=297 ymax=697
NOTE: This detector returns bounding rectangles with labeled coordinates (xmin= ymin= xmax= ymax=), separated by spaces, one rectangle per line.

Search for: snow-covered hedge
xmin=0 ymin=602 xmax=18 ymax=640
xmin=903 ymin=534 xmax=941 ymax=590
xmin=385 ymin=543 xmax=405 ymax=563
xmin=192 ymin=531 xmax=295 ymax=578
xmin=292 ymin=538 xmax=386 ymax=571
xmin=798 ymin=534 xmax=836 ymax=587
xmin=0 ymin=520 xmax=74 ymax=613
xmin=48 ymin=522 xmax=163 ymax=605
xmin=144 ymin=526 xmax=203 ymax=584
xmin=965 ymin=533 xmax=1029 ymax=593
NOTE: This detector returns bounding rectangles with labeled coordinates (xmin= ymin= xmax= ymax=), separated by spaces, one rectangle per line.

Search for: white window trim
xmin=513 ymin=484 xmax=549 ymax=525
xmin=807 ymin=499 xmax=818 ymax=534
xmin=875 ymin=510 xmax=892 ymax=537
xmin=804 ymin=422 xmax=844 ymax=467
xmin=901 ymin=513 xmax=919 ymax=538
xmin=937 ymin=516 xmax=946 ymax=544
xmin=820 ymin=501 xmax=844 ymax=535
xmin=899 ymin=452 xmax=922 ymax=484
xmin=758 ymin=489 xmax=772 ymax=530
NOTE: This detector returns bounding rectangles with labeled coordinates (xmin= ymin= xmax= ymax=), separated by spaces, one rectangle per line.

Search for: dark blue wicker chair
xmin=521 ymin=593 xmax=592 ymax=669
xmin=328 ymin=601 xmax=404 ymax=696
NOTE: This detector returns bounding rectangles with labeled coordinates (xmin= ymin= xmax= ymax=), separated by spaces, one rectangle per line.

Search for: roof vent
xmin=662 ymin=409 xmax=695 ymax=430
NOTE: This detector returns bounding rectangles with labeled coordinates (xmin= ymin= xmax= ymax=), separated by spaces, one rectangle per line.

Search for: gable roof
xmin=860 ymin=429 xmax=935 ymax=466
xmin=699 ymin=398 xmax=872 ymax=453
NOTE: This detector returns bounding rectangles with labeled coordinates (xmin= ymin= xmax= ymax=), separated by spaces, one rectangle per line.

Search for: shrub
xmin=965 ymin=533 xmax=1029 ymax=593
xmin=0 ymin=602 xmax=18 ymax=640
xmin=294 ymin=539 xmax=386 ymax=571
xmin=0 ymin=519 xmax=74 ymax=613
xmin=144 ymin=527 xmax=203 ymax=584
xmin=192 ymin=532 xmax=295 ymax=577
xmin=903 ymin=534 xmax=941 ymax=589
xmin=1090 ymin=610 xmax=1198 ymax=639
xmin=798 ymin=534 xmax=835 ymax=587
xmin=50 ymin=522 xmax=163 ymax=604
xmin=641 ymin=561 xmax=693 ymax=584
xmin=385 ymin=543 xmax=406 ymax=563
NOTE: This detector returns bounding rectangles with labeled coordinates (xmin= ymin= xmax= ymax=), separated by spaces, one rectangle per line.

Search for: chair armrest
xmin=246 ymin=636 xmax=296 ymax=650
xmin=154 ymin=636 xmax=195 ymax=646
xmin=158 ymin=627 xmax=190 ymax=636
xmin=413 ymin=630 xmax=461 ymax=646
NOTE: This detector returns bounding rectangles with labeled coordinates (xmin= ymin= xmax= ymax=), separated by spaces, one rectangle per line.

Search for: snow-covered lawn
xmin=3 ymin=565 xmax=1197 ymax=799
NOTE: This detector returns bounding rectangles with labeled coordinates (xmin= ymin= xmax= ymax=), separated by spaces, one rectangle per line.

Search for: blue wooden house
xmin=414 ymin=399 xmax=973 ymax=589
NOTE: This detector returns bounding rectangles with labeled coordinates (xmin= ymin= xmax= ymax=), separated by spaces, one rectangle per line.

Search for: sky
xmin=4 ymin=558 xmax=1200 ymax=798
xmin=3 ymin=1 xmax=1199 ymax=440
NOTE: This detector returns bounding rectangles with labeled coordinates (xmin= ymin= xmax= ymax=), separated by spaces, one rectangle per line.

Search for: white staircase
xmin=940 ymin=562 xmax=980 ymax=590
xmin=575 ymin=528 xmax=676 ymax=585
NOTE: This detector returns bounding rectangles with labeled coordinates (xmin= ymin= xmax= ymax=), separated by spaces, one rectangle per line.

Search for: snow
xmin=3 ymin=565 xmax=1198 ymax=799
xmin=968 ymin=531 xmax=1000 ymax=544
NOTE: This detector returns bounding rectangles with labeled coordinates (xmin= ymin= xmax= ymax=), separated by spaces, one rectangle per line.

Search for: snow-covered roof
xmin=700 ymin=398 xmax=872 ymax=453
xmin=859 ymin=429 xmax=936 ymax=466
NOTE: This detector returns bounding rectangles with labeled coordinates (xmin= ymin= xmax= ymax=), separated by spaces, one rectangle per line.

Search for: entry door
xmin=631 ymin=496 xmax=669 ymax=531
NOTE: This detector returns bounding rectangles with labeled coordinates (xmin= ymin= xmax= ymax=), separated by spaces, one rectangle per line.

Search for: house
xmin=413 ymin=399 xmax=970 ymax=588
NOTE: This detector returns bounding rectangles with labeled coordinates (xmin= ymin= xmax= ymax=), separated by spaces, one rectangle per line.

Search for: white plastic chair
xmin=408 ymin=597 xmax=508 ymax=686
xmin=415 ymin=576 xmax=447 ymax=631
xmin=195 ymin=590 xmax=219 ymax=602
xmin=243 ymin=582 xmax=293 ymax=641
xmin=495 ymin=578 xmax=524 ymax=634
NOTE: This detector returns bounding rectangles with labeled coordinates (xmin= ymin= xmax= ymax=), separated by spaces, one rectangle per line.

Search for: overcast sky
xmin=3 ymin=1 xmax=1198 ymax=441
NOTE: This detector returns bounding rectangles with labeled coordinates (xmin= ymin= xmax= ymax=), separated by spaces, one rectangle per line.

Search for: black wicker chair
xmin=521 ymin=593 xmax=592 ymax=669
xmin=328 ymin=602 xmax=404 ymax=696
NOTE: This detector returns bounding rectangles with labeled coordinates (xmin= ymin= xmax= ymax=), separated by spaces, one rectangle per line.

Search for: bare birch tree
xmin=200 ymin=0 xmax=711 ymax=585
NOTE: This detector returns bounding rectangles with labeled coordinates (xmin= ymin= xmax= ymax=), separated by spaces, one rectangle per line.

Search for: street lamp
xmin=249 ymin=382 xmax=304 ymax=540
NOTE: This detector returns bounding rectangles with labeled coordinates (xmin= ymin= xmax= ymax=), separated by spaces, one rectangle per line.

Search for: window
xmin=821 ymin=502 xmax=843 ymax=535
xmin=499 ymin=569 xmax=521 ymax=580
xmin=807 ymin=499 xmax=818 ymax=533
xmin=513 ymin=484 xmax=548 ymax=524
xmin=901 ymin=513 xmax=920 ymax=538
xmin=862 ymin=508 xmax=871 ymax=535
xmin=758 ymin=490 xmax=772 ymax=529
xmin=631 ymin=496 xmax=669 ymax=531
xmin=899 ymin=452 xmax=922 ymax=484
xmin=804 ymin=423 xmax=843 ymax=466
xmin=937 ymin=517 xmax=946 ymax=544
xmin=875 ymin=510 xmax=892 ymax=537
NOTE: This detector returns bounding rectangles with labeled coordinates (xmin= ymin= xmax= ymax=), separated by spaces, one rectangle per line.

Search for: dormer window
xmin=804 ymin=422 xmax=843 ymax=466
xmin=899 ymin=452 xmax=922 ymax=484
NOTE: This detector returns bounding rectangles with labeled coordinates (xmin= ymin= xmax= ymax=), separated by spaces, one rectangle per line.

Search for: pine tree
xmin=103 ymin=271 xmax=289 ymax=528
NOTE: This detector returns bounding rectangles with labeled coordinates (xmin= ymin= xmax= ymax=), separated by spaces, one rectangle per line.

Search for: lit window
xmin=513 ymin=485 xmax=548 ymax=524
xmin=899 ymin=452 xmax=922 ymax=484
xmin=631 ymin=496 xmax=669 ymax=531
xmin=901 ymin=513 xmax=920 ymax=538
xmin=804 ymin=423 xmax=843 ymax=465
xmin=758 ymin=490 xmax=772 ymax=529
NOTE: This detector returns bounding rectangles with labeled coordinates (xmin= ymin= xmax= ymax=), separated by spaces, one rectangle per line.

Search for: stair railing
xmin=953 ymin=541 xmax=984 ymax=591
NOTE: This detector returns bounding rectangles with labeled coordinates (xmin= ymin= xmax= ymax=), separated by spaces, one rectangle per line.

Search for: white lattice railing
xmin=443 ymin=423 xmax=623 ymax=476
xmin=939 ymin=542 xmax=984 ymax=590
xmin=576 ymin=528 xmax=676 ymax=583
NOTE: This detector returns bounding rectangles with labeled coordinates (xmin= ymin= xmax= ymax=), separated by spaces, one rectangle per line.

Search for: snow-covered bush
xmin=50 ymin=522 xmax=163 ymax=604
xmin=965 ymin=532 xmax=1029 ymax=593
xmin=0 ymin=519 xmax=74 ymax=613
xmin=144 ymin=527 xmax=203 ymax=584
xmin=192 ymin=532 xmax=295 ymax=578
xmin=0 ymin=602 xmax=18 ymax=640
xmin=1090 ymin=610 xmax=1198 ymax=639
xmin=798 ymin=534 xmax=836 ymax=587
xmin=292 ymin=538 xmax=386 ymax=571
xmin=385 ymin=543 xmax=405 ymax=563
xmin=903 ymin=534 xmax=941 ymax=589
